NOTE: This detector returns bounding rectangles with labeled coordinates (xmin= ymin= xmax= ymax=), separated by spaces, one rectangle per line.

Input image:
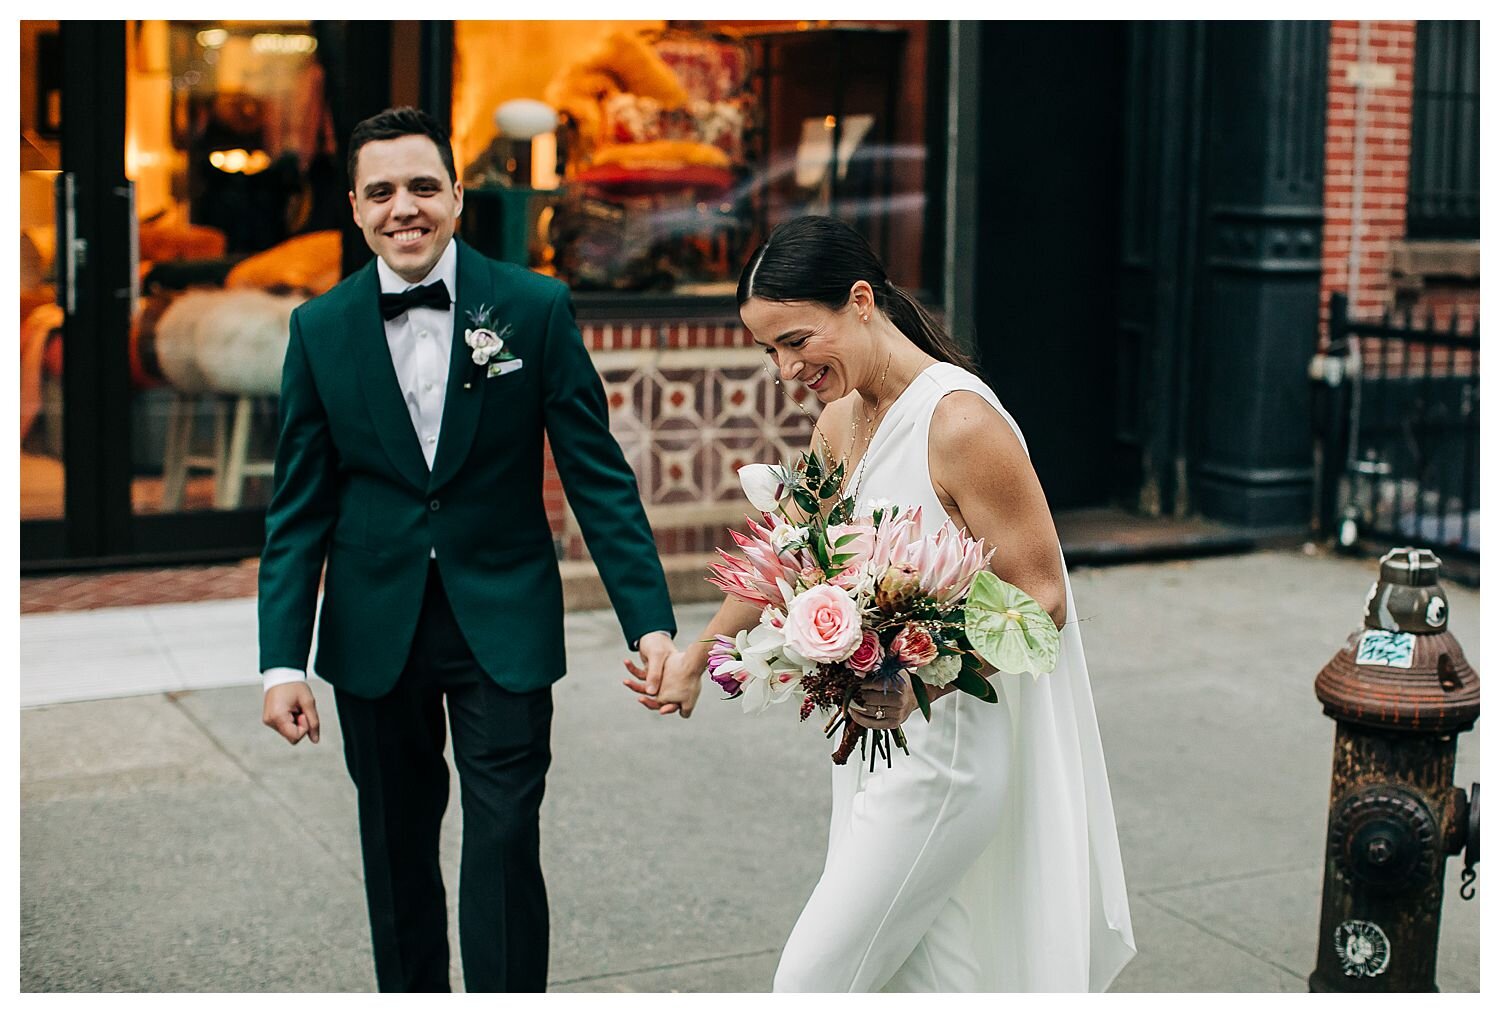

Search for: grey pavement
xmin=19 ymin=547 xmax=1480 ymax=992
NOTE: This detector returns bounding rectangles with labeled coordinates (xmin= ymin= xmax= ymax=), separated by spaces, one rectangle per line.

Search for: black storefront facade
xmin=21 ymin=21 xmax=1329 ymax=571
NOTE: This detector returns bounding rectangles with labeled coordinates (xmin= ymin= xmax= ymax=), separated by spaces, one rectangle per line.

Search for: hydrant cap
xmin=1378 ymin=547 xmax=1442 ymax=587
xmin=1365 ymin=547 xmax=1449 ymax=635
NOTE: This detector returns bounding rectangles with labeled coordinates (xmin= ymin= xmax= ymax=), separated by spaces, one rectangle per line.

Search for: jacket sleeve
xmin=258 ymin=308 xmax=339 ymax=671
xmin=540 ymin=287 xmax=676 ymax=649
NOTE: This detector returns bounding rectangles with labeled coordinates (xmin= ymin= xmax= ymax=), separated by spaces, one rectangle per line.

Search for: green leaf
xmin=910 ymin=675 xmax=932 ymax=721
xmin=819 ymin=473 xmax=842 ymax=499
xmin=833 ymin=532 xmax=860 ymax=548
xmin=804 ymin=453 xmax=824 ymax=486
xmin=952 ymin=666 xmax=999 ymax=703
xmin=963 ymin=571 xmax=1060 ymax=678
xmin=792 ymin=488 xmax=820 ymax=517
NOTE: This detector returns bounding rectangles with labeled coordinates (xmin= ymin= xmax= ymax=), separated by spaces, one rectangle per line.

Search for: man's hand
xmin=623 ymin=648 xmax=703 ymax=719
xmin=634 ymin=631 xmax=675 ymax=695
xmin=262 ymin=682 xmax=321 ymax=745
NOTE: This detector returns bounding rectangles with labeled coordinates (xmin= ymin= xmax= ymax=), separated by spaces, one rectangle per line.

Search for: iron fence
xmin=1316 ymin=292 xmax=1480 ymax=560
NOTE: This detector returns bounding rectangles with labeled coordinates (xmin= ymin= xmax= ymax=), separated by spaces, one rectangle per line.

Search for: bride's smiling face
xmin=741 ymin=289 xmax=873 ymax=403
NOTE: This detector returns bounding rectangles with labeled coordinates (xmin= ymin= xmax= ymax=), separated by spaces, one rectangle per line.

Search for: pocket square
xmin=488 ymin=358 xmax=524 ymax=378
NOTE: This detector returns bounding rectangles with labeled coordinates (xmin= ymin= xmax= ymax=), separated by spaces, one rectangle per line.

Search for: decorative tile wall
xmin=555 ymin=340 xmax=817 ymax=561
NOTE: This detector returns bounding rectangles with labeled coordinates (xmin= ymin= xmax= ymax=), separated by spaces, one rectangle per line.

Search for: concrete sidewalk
xmin=20 ymin=547 xmax=1480 ymax=992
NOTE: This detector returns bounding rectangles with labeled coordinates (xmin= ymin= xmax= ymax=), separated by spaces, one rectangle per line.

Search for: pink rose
xmin=891 ymin=624 xmax=938 ymax=668
xmin=783 ymin=584 xmax=863 ymax=663
xmin=846 ymin=630 xmax=884 ymax=673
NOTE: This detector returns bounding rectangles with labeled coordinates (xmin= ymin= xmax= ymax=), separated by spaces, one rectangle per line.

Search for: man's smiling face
xmin=349 ymin=133 xmax=464 ymax=284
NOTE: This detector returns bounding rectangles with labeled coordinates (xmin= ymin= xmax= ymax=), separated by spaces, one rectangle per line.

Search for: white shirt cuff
xmin=262 ymin=667 xmax=307 ymax=693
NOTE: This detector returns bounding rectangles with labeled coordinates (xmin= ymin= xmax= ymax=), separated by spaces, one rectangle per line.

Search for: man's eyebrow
xmin=361 ymin=175 xmax=443 ymax=196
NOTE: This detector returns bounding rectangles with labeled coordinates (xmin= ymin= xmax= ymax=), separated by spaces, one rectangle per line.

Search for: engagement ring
xmin=875 ymin=707 xmax=886 ymax=720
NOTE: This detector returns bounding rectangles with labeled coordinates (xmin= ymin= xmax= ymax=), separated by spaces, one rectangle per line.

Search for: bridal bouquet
xmin=706 ymin=453 xmax=1061 ymax=768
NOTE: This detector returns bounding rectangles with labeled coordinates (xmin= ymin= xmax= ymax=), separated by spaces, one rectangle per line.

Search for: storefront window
xmin=451 ymin=20 xmax=933 ymax=297
xmin=20 ymin=21 xmax=64 ymax=521
xmin=125 ymin=20 xmax=338 ymax=515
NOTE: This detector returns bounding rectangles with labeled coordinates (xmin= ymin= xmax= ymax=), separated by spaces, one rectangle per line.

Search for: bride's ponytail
xmin=738 ymin=217 xmax=979 ymax=374
xmin=881 ymin=279 xmax=978 ymax=374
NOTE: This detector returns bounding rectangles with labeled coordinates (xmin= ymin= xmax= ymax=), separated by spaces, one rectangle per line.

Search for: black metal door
xmin=971 ymin=22 xmax=1126 ymax=511
xmin=1112 ymin=22 xmax=1209 ymax=517
xmin=20 ymin=21 xmax=135 ymax=566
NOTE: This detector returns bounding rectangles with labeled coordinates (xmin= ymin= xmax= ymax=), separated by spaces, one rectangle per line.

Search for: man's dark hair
xmin=346 ymin=106 xmax=458 ymax=189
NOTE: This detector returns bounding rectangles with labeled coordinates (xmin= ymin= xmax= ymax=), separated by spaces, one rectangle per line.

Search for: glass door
xmin=122 ymin=19 xmax=337 ymax=561
xmin=20 ymin=20 xmax=340 ymax=568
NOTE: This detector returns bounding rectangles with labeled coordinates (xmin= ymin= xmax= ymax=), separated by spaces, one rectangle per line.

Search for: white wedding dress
xmin=772 ymin=362 xmax=1135 ymax=992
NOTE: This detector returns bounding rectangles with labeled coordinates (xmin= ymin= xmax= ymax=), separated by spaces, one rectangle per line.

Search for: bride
xmin=625 ymin=216 xmax=1135 ymax=991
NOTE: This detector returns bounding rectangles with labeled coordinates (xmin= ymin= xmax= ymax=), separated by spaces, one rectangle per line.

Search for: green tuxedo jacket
xmin=257 ymin=240 xmax=675 ymax=698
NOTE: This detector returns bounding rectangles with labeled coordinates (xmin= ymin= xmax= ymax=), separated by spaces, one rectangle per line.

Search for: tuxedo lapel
xmin=427 ymin=241 xmax=495 ymax=493
xmin=350 ymin=261 xmax=431 ymax=493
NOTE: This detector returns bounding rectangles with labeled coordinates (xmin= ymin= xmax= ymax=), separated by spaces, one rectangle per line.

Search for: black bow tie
xmin=379 ymin=280 xmax=451 ymax=320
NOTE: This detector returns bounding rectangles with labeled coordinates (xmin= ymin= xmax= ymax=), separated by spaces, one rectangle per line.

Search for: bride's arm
xmin=910 ymin=395 xmax=1063 ymax=707
xmin=931 ymin=391 xmax=1067 ymax=680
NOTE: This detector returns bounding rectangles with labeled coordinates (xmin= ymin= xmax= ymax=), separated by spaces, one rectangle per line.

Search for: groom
xmin=257 ymin=106 xmax=676 ymax=992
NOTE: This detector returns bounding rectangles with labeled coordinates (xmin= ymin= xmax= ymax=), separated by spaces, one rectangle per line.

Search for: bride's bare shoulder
xmin=929 ymin=389 xmax=1026 ymax=463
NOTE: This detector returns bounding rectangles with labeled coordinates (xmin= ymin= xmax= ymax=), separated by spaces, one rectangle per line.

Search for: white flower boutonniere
xmin=463 ymin=305 xmax=518 ymax=388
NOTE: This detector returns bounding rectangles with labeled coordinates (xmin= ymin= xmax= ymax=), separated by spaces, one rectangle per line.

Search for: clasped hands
xmin=623 ymin=633 xmax=919 ymax=729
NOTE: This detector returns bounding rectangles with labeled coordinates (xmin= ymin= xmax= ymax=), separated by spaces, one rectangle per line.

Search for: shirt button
xmin=429 ymin=499 xmax=441 ymax=511
xmin=424 ymin=382 xmax=435 ymax=392
xmin=418 ymin=330 xmax=428 ymax=339
xmin=426 ymin=435 xmax=436 ymax=444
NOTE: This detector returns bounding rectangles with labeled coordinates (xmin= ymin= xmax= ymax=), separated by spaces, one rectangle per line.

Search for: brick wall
xmin=1320 ymin=20 xmax=1479 ymax=344
xmin=1320 ymin=21 xmax=1415 ymax=335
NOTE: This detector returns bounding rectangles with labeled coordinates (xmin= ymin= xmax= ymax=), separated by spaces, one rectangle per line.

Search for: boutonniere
xmin=463 ymin=305 xmax=517 ymax=389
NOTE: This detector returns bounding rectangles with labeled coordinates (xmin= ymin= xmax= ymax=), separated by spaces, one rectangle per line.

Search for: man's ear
xmin=348 ymin=190 xmax=362 ymax=229
xmin=453 ymin=180 xmax=464 ymax=219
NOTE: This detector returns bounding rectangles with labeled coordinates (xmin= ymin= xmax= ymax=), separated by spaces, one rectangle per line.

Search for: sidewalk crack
xmin=1137 ymin=893 xmax=1306 ymax=981
xmin=164 ymin=693 xmax=361 ymax=885
xmin=548 ymin=947 xmax=779 ymax=988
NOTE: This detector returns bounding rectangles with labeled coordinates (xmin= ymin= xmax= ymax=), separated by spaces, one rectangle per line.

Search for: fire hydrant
xmin=1310 ymin=547 xmax=1479 ymax=991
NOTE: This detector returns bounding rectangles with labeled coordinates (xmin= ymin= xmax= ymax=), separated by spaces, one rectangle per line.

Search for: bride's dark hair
xmin=736 ymin=216 xmax=977 ymax=373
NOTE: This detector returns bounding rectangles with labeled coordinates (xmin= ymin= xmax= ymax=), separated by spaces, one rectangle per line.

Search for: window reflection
xmin=453 ymin=21 xmax=931 ymax=295
xmin=128 ymin=20 xmax=338 ymax=515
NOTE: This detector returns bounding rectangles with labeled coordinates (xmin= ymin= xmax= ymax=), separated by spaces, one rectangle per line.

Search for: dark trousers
xmin=334 ymin=560 xmax=553 ymax=992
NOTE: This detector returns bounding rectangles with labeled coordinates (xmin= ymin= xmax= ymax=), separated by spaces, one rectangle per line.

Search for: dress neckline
xmin=844 ymin=360 xmax=944 ymax=499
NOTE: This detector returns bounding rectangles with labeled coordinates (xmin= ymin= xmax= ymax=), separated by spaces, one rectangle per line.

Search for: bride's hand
xmin=848 ymin=672 xmax=917 ymax=730
xmin=623 ymin=649 xmax=704 ymax=719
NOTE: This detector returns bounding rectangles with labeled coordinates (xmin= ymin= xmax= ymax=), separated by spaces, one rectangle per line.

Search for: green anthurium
xmin=963 ymin=570 xmax=1061 ymax=678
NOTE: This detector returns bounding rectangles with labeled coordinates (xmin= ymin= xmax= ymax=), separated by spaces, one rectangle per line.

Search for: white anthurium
xmin=964 ymin=571 xmax=1061 ymax=679
xmin=738 ymin=463 xmax=793 ymax=513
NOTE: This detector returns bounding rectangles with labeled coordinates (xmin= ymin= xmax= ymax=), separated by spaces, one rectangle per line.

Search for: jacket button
xmin=429 ymin=499 xmax=440 ymax=511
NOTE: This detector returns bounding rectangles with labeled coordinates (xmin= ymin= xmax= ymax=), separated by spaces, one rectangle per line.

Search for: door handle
xmin=55 ymin=171 xmax=88 ymax=314
xmin=113 ymin=181 xmax=139 ymax=307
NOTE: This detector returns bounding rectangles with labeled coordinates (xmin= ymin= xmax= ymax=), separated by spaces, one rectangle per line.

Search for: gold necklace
xmin=767 ymin=350 xmax=904 ymax=500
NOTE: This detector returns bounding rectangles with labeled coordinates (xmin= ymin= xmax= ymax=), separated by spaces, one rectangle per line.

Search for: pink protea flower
xmin=824 ymin=522 xmax=876 ymax=588
xmin=864 ymin=505 xmax=925 ymax=574
xmin=890 ymin=519 xmax=995 ymax=604
xmin=706 ymin=514 xmax=805 ymax=608
xmin=891 ymin=624 xmax=939 ymax=668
